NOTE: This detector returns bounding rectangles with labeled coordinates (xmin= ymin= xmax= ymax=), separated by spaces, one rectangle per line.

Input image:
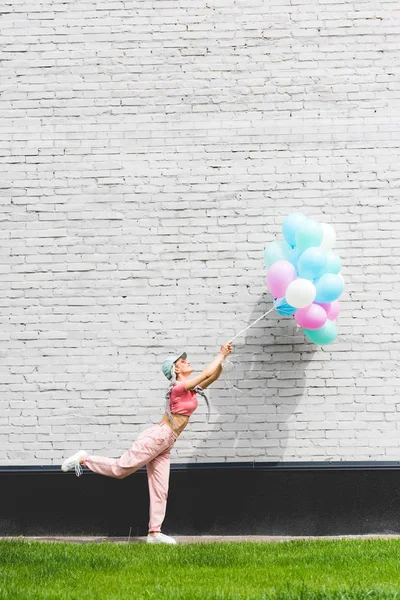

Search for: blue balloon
xmin=274 ymin=297 xmax=297 ymax=316
xmin=288 ymin=247 xmax=303 ymax=272
xmin=304 ymin=321 xmax=338 ymax=346
xmin=298 ymin=247 xmax=327 ymax=281
xmin=314 ymin=274 xmax=344 ymax=303
xmin=282 ymin=213 xmax=308 ymax=247
xmin=325 ymin=251 xmax=342 ymax=275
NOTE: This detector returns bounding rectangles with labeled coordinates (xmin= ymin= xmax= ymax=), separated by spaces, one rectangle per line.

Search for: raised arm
xmin=199 ymin=363 xmax=223 ymax=390
xmin=184 ymin=343 xmax=232 ymax=390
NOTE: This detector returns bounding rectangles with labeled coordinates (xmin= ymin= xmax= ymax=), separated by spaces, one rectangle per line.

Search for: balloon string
xmin=220 ymin=356 xmax=243 ymax=402
xmin=229 ymin=299 xmax=282 ymax=343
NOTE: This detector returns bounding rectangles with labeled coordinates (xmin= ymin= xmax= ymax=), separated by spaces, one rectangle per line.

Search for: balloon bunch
xmin=264 ymin=213 xmax=344 ymax=346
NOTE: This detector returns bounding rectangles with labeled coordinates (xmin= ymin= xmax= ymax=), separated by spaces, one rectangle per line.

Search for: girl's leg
xmin=83 ymin=454 xmax=131 ymax=479
xmin=84 ymin=423 xmax=175 ymax=480
xmin=146 ymin=448 xmax=171 ymax=534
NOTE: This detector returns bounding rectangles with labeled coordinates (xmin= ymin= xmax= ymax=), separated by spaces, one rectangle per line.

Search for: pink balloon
xmin=267 ymin=261 xmax=297 ymax=299
xmin=295 ymin=303 xmax=327 ymax=330
xmin=316 ymin=301 xmax=340 ymax=321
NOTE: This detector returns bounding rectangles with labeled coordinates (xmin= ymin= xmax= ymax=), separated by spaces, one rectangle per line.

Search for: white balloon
xmin=320 ymin=223 xmax=336 ymax=251
xmin=286 ymin=278 xmax=317 ymax=309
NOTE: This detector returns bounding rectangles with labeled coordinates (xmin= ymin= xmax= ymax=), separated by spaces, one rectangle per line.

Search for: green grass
xmin=0 ymin=539 xmax=400 ymax=600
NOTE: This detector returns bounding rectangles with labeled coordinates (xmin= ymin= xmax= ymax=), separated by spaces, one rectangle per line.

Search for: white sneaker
xmin=147 ymin=533 xmax=177 ymax=545
xmin=61 ymin=450 xmax=88 ymax=477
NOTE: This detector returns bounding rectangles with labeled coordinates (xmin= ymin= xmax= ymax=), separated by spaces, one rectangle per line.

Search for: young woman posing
xmin=61 ymin=342 xmax=233 ymax=544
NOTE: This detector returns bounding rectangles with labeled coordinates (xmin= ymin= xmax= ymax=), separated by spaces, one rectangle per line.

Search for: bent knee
xmin=113 ymin=468 xmax=130 ymax=480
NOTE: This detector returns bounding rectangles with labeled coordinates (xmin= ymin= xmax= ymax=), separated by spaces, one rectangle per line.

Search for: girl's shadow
xmin=182 ymin=294 xmax=316 ymax=462
xmin=235 ymin=294 xmax=316 ymax=460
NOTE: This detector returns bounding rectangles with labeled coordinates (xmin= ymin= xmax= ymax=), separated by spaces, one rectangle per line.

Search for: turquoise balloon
xmin=288 ymin=247 xmax=303 ymax=272
xmin=274 ymin=297 xmax=297 ymax=316
xmin=304 ymin=321 xmax=338 ymax=346
xmin=325 ymin=251 xmax=342 ymax=275
xmin=295 ymin=219 xmax=323 ymax=252
xmin=264 ymin=240 xmax=292 ymax=269
xmin=282 ymin=213 xmax=308 ymax=247
xmin=314 ymin=274 xmax=344 ymax=303
xmin=298 ymin=247 xmax=327 ymax=280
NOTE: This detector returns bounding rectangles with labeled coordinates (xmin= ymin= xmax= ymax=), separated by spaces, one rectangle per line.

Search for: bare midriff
xmin=159 ymin=412 xmax=190 ymax=437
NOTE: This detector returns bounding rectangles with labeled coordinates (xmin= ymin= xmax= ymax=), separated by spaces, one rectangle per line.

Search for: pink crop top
xmin=169 ymin=382 xmax=198 ymax=417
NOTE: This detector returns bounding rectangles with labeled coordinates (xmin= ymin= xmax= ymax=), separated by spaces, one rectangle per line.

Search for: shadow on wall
xmin=240 ymin=294 xmax=316 ymax=461
xmin=181 ymin=294 xmax=316 ymax=463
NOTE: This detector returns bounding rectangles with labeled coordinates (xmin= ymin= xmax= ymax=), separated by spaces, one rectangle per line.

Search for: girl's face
xmin=175 ymin=357 xmax=194 ymax=378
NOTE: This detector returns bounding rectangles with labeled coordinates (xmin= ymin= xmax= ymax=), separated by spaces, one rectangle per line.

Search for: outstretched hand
xmin=220 ymin=341 xmax=233 ymax=358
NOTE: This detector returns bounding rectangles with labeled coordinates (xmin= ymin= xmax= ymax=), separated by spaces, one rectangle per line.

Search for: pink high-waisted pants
xmin=84 ymin=422 xmax=177 ymax=533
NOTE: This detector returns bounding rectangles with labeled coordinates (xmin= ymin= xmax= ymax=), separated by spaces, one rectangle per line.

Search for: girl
xmin=61 ymin=342 xmax=233 ymax=544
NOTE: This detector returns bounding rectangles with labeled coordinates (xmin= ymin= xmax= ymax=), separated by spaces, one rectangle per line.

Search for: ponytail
xmin=164 ymin=366 xmax=178 ymax=429
xmin=193 ymin=385 xmax=211 ymax=423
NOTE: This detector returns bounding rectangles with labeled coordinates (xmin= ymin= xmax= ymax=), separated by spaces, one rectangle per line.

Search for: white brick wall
xmin=1 ymin=0 xmax=399 ymax=465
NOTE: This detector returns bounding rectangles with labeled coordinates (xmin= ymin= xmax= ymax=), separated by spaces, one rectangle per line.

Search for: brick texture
xmin=1 ymin=0 xmax=399 ymax=464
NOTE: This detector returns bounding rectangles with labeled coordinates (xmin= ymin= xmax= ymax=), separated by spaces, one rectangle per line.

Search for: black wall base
xmin=1 ymin=462 xmax=400 ymax=537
